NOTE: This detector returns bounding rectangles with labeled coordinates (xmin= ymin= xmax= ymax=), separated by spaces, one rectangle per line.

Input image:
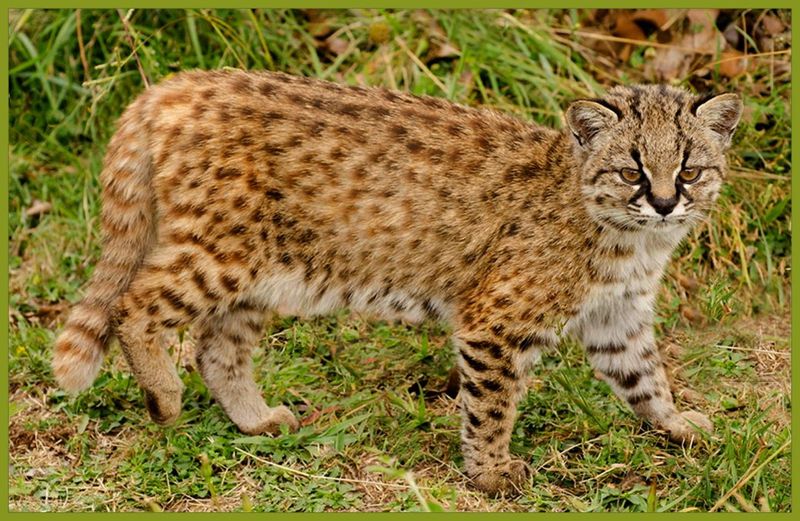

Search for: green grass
xmin=8 ymin=8 xmax=791 ymax=512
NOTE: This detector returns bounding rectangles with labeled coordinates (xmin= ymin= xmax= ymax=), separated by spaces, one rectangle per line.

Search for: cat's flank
xmin=53 ymin=69 xmax=742 ymax=495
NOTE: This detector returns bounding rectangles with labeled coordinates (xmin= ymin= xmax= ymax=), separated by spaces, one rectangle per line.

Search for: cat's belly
xmin=244 ymin=268 xmax=451 ymax=323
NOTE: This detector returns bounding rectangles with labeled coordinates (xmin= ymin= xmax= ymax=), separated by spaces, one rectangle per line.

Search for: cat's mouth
xmin=635 ymin=213 xmax=692 ymax=229
xmin=597 ymin=210 xmax=693 ymax=232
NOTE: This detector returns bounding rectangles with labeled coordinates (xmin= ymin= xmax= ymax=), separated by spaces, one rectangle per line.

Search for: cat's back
xmin=142 ymin=68 xmax=557 ymax=184
xmin=118 ymin=69 xmax=566 ymax=313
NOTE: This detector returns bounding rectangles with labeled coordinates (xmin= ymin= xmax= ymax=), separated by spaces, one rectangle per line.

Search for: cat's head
xmin=564 ymin=85 xmax=742 ymax=232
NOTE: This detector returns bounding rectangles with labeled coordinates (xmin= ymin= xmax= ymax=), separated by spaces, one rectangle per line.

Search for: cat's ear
xmin=564 ymin=99 xmax=620 ymax=148
xmin=692 ymin=93 xmax=743 ymax=149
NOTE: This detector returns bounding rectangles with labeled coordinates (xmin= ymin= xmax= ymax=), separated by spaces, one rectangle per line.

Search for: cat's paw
xmin=470 ymin=459 xmax=531 ymax=496
xmin=144 ymin=388 xmax=183 ymax=425
xmin=243 ymin=405 xmax=300 ymax=436
xmin=666 ymin=410 xmax=713 ymax=444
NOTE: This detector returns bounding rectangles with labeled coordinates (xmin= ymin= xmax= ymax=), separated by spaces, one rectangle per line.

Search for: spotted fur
xmin=52 ymin=70 xmax=742 ymax=495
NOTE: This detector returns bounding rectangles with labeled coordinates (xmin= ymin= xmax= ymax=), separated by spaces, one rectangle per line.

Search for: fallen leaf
xmin=300 ymin=405 xmax=339 ymax=427
xmin=755 ymin=12 xmax=790 ymax=53
xmin=761 ymin=14 xmax=785 ymax=36
xmin=612 ymin=12 xmax=645 ymax=61
xmin=458 ymin=69 xmax=475 ymax=98
xmin=308 ymin=22 xmax=332 ymax=38
xmin=575 ymin=26 xmax=623 ymax=61
xmin=25 ymin=199 xmax=51 ymax=218
xmin=677 ymin=273 xmax=700 ymax=292
xmin=323 ymin=36 xmax=349 ymax=56
xmin=412 ymin=9 xmax=460 ymax=64
xmin=717 ymin=50 xmax=749 ymax=78
xmin=722 ymin=22 xmax=741 ymax=49
xmin=632 ymin=9 xmax=670 ymax=32
xmin=684 ymin=9 xmax=722 ymax=52
xmin=647 ymin=9 xmax=726 ymax=81
xmin=618 ymin=472 xmax=648 ymax=491
xmin=679 ymin=305 xmax=704 ymax=324
xmin=303 ymin=9 xmax=333 ymax=39
xmin=675 ymin=387 xmax=703 ymax=404
xmin=427 ymin=41 xmax=461 ymax=62
xmin=412 ymin=9 xmax=446 ymax=39
xmin=613 ymin=12 xmax=646 ymax=41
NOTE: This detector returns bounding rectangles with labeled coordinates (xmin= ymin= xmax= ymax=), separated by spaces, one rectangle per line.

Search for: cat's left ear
xmin=693 ymin=93 xmax=743 ymax=149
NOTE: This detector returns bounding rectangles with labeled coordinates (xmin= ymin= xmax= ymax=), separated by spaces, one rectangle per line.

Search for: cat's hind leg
xmin=115 ymin=263 xmax=201 ymax=425
xmin=193 ymin=303 xmax=298 ymax=435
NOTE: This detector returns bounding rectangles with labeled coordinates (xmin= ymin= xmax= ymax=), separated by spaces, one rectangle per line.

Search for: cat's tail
xmin=52 ymin=93 xmax=157 ymax=393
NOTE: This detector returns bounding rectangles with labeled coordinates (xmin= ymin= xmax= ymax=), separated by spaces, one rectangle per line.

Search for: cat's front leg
xmin=453 ymin=326 xmax=553 ymax=495
xmin=581 ymin=307 xmax=712 ymax=443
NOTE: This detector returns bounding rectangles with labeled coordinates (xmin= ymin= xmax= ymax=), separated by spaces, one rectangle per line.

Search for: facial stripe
xmin=630 ymin=149 xmax=645 ymax=175
xmin=680 ymin=145 xmax=691 ymax=172
xmin=673 ymin=105 xmax=686 ymax=154
xmin=676 ymin=182 xmax=694 ymax=204
xmin=628 ymin=86 xmax=643 ymax=121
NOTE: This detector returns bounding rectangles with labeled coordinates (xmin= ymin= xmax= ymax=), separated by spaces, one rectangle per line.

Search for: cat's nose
xmin=650 ymin=196 xmax=678 ymax=215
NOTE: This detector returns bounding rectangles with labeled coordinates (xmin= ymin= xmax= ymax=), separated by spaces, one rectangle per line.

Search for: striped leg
xmin=193 ymin=303 xmax=298 ymax=435
xmin=455 ymin=329 xmax=548 ymax=495
xmin=583 ymin=316 xmax=712 ymax=443
xmin=115 ymin=271 xmax=195 ymax=425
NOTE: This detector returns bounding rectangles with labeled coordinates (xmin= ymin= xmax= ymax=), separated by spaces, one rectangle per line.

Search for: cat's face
xmin=565 ymin=85 xmax=742 ymax=232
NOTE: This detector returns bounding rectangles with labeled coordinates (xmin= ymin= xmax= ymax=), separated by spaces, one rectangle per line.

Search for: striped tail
xmin=52 ymin=95 xmax=156 ymax=392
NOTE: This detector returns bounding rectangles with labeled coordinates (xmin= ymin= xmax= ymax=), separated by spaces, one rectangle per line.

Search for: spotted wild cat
xmin=52 ymin=70 xmax=742 ymax=495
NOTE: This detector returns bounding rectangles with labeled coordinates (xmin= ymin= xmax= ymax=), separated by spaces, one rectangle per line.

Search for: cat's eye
xmin=678 ymin=168 xmax=701 ymax=184
xmin=619 ymin=169 xmax=643 ymax=185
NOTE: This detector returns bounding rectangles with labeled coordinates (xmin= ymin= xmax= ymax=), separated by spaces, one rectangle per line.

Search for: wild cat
xmin=52 ymin=69 xmax=742 ymax=495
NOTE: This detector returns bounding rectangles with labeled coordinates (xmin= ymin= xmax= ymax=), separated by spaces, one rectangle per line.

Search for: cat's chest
xmin=565 ymin=237 xmax=677 ymax=335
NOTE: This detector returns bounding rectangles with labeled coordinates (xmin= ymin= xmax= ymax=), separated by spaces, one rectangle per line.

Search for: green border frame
xmin=2 ymin=2 xmax=794 ymax=516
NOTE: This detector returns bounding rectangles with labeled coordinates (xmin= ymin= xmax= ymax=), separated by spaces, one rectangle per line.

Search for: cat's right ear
xmin=692 ymin=93 xmax=743 ymax=149
xmin=564 ymin=99 xmax=621 ymax=148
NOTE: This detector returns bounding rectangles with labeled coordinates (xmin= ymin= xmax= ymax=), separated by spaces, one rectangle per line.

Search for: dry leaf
xmin=683 ymin=9 xmax=722 ymax=52
xmin=756 ymin=13 xmax=790 ymax=53
xmin=648 ymin=9 xmax=725 ymax=81
xmin=25 ymin=199 xmax=52 ymax=218
xmin=717 ymin=50 xmax=748 ymax=78
xmin=679 ymin=305 xmax=704 ymax=324
xmin=677 ymin=273 xmax=700 ymax=292
xmin=613 ymin=13 xmax=646 ymax=41
xmin=675 ymin=387 xmax=704 ymax=404
xmin=411 ymin=9 xmax=459 ymax=64
xmin=303 ymin=9 xmax=333 ymax=39
xmin=308 ymin=22 xmax=332 ymax=39
xmin=300 ymin=405 xmax=339 ymax=427
xmin=323 ymin=36 xmax=349 ymax=57
xmin=412 ymin=9 xmax=446 ymax=39
xmin=427 ymin=41 xmax=461 ymax=62
xmin=722 ymin=22 xmax=741 ymax=49
xmin=576 ymin=26 xmax=622 ymax=60
xmin=458 ymin=69 xmax=475 ymax=98
xmin=632 ymin=9 xmax=670 ymax=32
xmin=612 ymin=11 xmax=646 ymax=62
xmin=761 ymin=14 xmax=785 ymax=36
